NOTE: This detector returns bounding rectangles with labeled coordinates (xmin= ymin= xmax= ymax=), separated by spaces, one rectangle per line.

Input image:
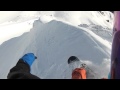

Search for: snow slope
xmin=0 ymin=11 xmax=113 ymax=79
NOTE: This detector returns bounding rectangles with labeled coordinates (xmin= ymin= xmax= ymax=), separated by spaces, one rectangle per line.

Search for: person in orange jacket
xmin=69 ymin=56 xmax=107 ymax=79
xmin=72 ymin=67 xmax=86 ymax=79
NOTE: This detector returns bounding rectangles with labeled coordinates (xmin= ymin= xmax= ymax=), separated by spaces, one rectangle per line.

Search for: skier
xmin=7 ymin=53 xmax=40 ymax=79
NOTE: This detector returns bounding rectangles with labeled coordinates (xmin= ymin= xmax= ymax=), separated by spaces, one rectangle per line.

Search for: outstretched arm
xmin=7 ymin=53 xmax=40 ymax=79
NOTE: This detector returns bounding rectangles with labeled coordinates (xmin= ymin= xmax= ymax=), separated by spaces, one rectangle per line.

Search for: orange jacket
xmin=72 ymin=68 xmax=86 ymax=79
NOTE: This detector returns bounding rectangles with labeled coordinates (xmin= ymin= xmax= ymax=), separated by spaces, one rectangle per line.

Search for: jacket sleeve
xmin=7 ymin=59 xmax=40 ymax=79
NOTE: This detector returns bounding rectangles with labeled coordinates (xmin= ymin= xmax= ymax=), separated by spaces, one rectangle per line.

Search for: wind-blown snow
xmin=0 ymin=11 xmax=113 ymax=79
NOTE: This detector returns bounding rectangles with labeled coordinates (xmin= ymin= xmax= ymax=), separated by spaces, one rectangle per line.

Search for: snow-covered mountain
xmin=0 ymin=11 xmax=113 ymax=79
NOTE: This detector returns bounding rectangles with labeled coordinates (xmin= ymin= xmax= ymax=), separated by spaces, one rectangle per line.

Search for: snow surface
xmin=0 ymin=11 xmax=113 ymax=79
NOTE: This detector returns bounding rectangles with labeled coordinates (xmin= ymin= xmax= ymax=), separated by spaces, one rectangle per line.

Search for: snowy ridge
xmin=0 ymin=19 xmax=111 ymax=79
xmin=0 ymin=11 xmax=113 ymax=27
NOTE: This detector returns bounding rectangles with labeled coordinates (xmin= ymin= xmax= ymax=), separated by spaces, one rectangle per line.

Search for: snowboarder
xmin=7 ymin=53 xmax=40 ymax=79
xmin=68 ymin=56 xmax=107 ymax=79
xmin=68 ymin=56 xmax=87 ymax=79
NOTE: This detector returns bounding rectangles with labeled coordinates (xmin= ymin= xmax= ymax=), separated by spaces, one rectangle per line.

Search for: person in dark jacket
xmin=7 ymin=53 xmax=40 ymax=79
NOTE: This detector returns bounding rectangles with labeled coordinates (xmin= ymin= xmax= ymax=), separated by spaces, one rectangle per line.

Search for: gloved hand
xmin=20 ymin=53 xmax=37 ymax=67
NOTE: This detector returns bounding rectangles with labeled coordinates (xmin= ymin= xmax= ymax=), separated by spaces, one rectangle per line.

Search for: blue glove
xmin=20 ymin=53 xmax=37 ymax=67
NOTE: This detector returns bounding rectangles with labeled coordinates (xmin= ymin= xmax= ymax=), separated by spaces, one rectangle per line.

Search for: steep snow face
xmin=0 ymin=11 xmax=113 ymax=79
xmin=0 ymin=19 xmax=111 ymax=79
